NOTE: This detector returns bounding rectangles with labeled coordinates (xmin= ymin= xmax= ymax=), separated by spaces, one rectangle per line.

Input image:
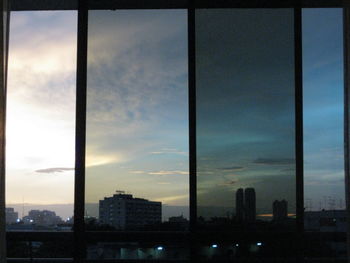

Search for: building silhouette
xmin=99 ymin=191 xmax=161 ymax=229
xmin=235 ymin=188 xmax=256 ymax=222
xmin=236 ymin=188 xmax=244 ymax=222
xmin=273 ymin=200 xmax=288 ymax=221
xmin=5 ymin=208 xmax=18 ymax=224
xmin=245 ymin=188 xmax=256 ymax=222
xmin=23 ymin=210 xmax=63 ymax=226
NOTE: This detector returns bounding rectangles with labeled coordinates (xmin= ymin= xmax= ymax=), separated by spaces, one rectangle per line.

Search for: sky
xmin=302 ymin=8 xmax=345 ymax=211
xmin=4 ymin=9 xmax=345 ymax=220
xmin=85 ymin=10 xmax=189 ymax=210
xmin=6 ymin=11 xmax=77 ymax=219
xmin=196 ymin=8 xmax=345 ymax=218
xmin=196 ymin=9 xmax=296 ymax=217
xmin=5 ymin=10 xmax=189 ymax=219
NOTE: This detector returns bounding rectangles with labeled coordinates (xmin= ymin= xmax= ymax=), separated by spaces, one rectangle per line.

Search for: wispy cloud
xmin=130 ymin=170 xmax=145 ymax=174
xmin=150 ymin=148 xmax=188 ymax=156
xmin=130 ymin=170 xmax=188 ymax=176
xmin=35 ymin=167 xmax=74 ymax=174
xmin=154 ymin=194 xmax=188 ymax=203
xmin=253 ymin=158 xmax=295 ymax=165
xmin=218 ymin=166 xmax=244 ymax=171
xmin=226 ymin=174 xmax=240 ymax=177
xmin=218 ymin=180 xmax=237 ymax=186
xmin=148 ymin=170 xmax=188 ymax=176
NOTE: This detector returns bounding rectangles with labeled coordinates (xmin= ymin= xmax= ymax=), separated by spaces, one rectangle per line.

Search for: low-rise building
xmin=5 ymin=208 xmax=18 ymax=224
xmin=23 ymin=209 xmax=63 ymax=226
xmin=304 ymin=209 xmax=346 ymax=232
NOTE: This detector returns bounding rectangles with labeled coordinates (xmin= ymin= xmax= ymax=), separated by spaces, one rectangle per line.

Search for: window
xmin=303 ymin=8 xmax=346 ymax=259
xmin=0 ymin=0 xmax=349 ymax=262
xmin=5 ymin=10 xmax=77 ymax=259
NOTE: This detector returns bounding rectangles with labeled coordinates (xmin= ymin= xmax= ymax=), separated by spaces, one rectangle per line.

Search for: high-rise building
xmin=244 ymin=188 xmax=256 ymax=222
xmin=235 ymin=188 xmax=256 ymax=222
xmin=236 ymin=188 xmax=244 ymax=222
xmin=5 ymin=208 xmax=18 ymax=224
xmin=273 ymin=200 xmax=288 ymax=221
xmin=99 ymin=191 xmax=162 ymax=229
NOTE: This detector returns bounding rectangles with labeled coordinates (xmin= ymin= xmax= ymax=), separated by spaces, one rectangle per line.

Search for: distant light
xmin=157 ymin=246 xmax=163 ymax=251
xmin=29 ymin=219 xmax=33 ymax=223
xmin=257 ymin=242 xmax=262 ymax=246
xmin=211 ymin=244 xmax=218 ymax=248
xmin=235 ymin=244 xmax=239 ymax=247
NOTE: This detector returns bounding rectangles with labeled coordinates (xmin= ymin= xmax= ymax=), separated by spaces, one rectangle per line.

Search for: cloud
xmin=305 ymin=177 xmax=344 ymax=186
xmin=280 ymin=168 xmax=296 ymax=172
xmin=130 ymin=170 xmax=189 ymax=176
xmin=148 ymin=170 xmax=188 ymax=176
xmin=154 ymin=194 xmax=188 ymax=203
xmin=150 ymin=149 xmax=188 ymax=156
xmin=219 ymin=166 xmax=244 ymax=171
xmin=35 ymin=167 xmax=74 ymax=174
xmin=130 ymin=170 xmax=145 ymax=174
xmin=86 ymin=154 xmax=122 ymax=167
xmin=226 ymin=174 xmax=240 ymax=177
xmin=218 ymin=180 xmax=237 ymax=186
xmin=253 ymin=158 xmax=295 ymax=165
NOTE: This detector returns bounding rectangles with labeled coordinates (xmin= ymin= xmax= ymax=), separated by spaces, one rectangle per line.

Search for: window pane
xmin=6 ymin=10 xmax=76 ymax=257
xmin=85 ymin=9 xmax=188 ymax=238
xmin=196 ymin=8 xmax=296 ymax=259
xmin=303 ymin=8 xmax=346 ymax=260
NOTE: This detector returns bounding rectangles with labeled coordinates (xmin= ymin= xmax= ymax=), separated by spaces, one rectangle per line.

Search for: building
xmin=99 ymin=191 xmax=162 ymax=229
xmin=273 ymin=200 xmax=288 ymax=221
xmin=23 ymin=210 xmax=63 ymax=226
xmin=304 ymin=210 xmax=347 ymax=232
xmin=5 ymin=208 xmax=18 ymax=224
xmin=168 ymin=215 xmax=188 ymax=223
xmin=235 ymin=188 xmax=256 ymax=222
xmin=236 ymin=188 xmax=244 ymax=222
xmin=244 ymin=188 xmax=256 ymax=222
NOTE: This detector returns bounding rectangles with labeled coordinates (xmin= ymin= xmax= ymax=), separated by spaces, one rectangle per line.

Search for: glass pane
xmin=85 ymin=9 xmax=188 ymax=238
xmin=6 ymin=10 xmax=76 ymax=233
xmin=303 ymin=8 xmax=346 ymax=260
xmin=196 ymin=8 xmax=296 ymax=259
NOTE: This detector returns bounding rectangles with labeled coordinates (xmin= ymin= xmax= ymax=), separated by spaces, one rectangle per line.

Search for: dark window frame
xmin=3 ymin=0 xmax=349 ymax=262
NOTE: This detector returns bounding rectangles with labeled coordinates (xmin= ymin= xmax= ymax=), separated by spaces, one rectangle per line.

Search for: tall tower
xmin=236 ymin=188 xmax=244 ymax=222
xmin=245 ymin=188 xmax=256 ymax=222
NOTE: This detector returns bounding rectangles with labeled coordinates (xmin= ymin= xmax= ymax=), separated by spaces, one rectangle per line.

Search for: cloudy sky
xmin=6 ymin=11 xmax=77 ymax=213
xmin=5 ymin=8 xmax=345 ymax=219
xmin=196 ymin=8 xmax=345 ymax=217
xmin=196 ymin=9 xmax=296 ymax=217
xmin=85 ymin=10 xmax=189 ymax=207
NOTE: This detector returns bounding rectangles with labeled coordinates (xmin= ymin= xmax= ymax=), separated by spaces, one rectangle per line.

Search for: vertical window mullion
xmin=74 ymin=0 xmax=88 ymax=261
xmin=294 ymin=3 xmax=304 ymax=262
xmin=294 ymin=5 xmax=304 ymax=234
xmin=188 ymin=0 xmax=197 ymax=261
